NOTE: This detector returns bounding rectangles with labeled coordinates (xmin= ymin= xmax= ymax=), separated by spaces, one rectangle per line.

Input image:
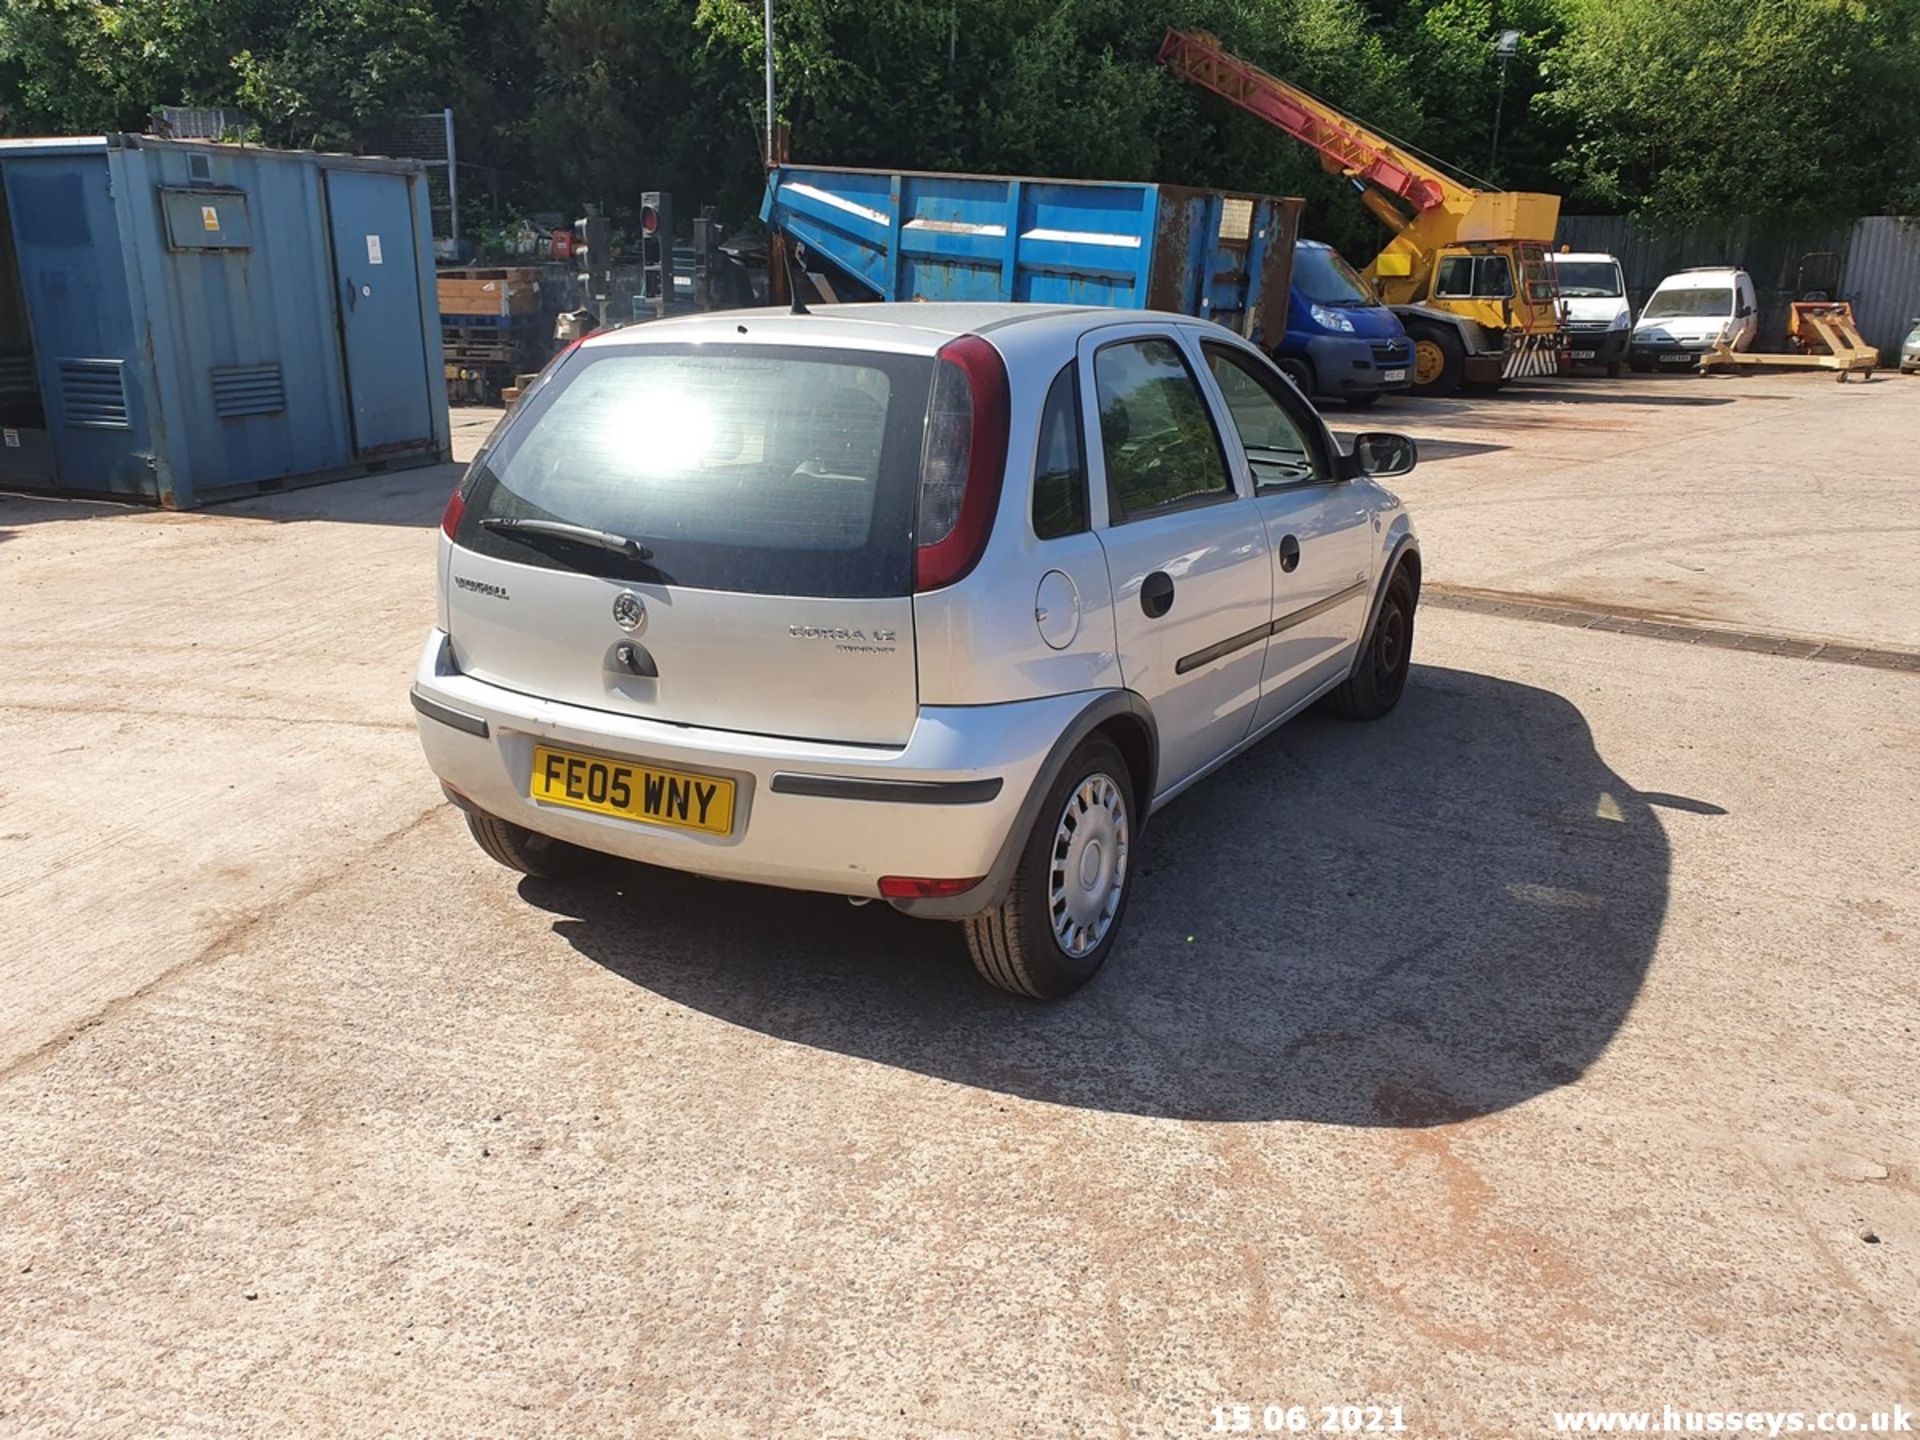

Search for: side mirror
xmin=1346 ymin=431 xmax=1417 ymax=479
xmin=1738 ymin=304 xmax=1755 ymax=318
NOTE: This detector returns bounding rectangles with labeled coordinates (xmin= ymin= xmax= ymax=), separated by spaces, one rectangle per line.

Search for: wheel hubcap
xmin=1049 ymin=773 xmax=1129 ymax=959
xmin=1414 ymin=339 xmax=1445 ymax=386
xmin=1376 ymin=604 xmax=1404 ymax=673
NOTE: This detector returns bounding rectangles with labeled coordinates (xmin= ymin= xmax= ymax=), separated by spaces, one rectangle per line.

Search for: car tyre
xmin=465 ymin=809 xmax=582 ymax=880
xmin=962 ymin=734 xmax=1136 ymax=1000
xmin=1330 ymin=568 xmax=1416 ymax=720
xmin=1407 ymin=323 xmax=1464 ymax=396
xmin=1276 ymin=356 xmax=1315 ymax=397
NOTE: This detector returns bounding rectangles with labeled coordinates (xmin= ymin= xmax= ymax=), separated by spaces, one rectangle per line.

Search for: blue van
xmin=1274 ymin=240 xmax=1414 ymax=408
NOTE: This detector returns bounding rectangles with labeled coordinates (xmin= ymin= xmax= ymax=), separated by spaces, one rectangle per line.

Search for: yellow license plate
xmin=529 ymin=745 xmax=736 ymax=835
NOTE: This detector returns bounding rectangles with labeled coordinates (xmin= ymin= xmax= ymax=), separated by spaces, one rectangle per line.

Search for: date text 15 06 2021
xmin=1212 ymin=1404 xmax=1408 ymax=1434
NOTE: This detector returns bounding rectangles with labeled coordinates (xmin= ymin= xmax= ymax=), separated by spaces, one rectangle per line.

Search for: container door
xmin=0 ymin=165 xmax=55 ymax=488
xmin=0 ymin=154 xmax=148 ymax=497
xmin=324 ymin=169 xmax=432 ymax=454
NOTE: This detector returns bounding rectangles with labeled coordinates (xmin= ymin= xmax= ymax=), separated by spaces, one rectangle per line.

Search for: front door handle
xmin=1278 ymin=534 xmax=1301 ymax=573
xmin=1140 ymin=570 xmax=1175 ymax=619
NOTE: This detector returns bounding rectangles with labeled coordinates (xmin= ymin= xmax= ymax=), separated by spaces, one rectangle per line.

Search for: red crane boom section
xmin=1157 ymin=29 xmax=1456 ymax=215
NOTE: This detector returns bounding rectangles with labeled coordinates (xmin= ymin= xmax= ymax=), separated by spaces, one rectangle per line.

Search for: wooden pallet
xmin=436 ymin=268 xmax=541 ymax=317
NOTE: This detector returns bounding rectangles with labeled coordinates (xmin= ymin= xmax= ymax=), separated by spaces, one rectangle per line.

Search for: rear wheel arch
xmin=887 ymin=689 xmax=1158 ymax=921
xmin=1094 ymin=711 xmax=1158 ymax=819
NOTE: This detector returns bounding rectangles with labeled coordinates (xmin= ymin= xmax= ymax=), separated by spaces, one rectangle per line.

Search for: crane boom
xmin=1156 ymin=29 xmax=1470 ymax=219
xmin=1159 ymin=27 xmax=1567 ymax=393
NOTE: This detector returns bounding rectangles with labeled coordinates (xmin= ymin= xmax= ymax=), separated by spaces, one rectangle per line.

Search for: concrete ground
xmin=0 ymin=375 xmax=1915 ymax=1437
xmin=1365 ymin=369 xmax=1920 ymax=649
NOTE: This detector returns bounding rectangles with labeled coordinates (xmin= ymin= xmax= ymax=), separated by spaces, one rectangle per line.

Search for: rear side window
xmin=1093 ymin=337 xmax=1235 ymax=522
xmin=456 ymin=343 xmax=934 ymax=597
xmin=1032 ymin=364 xmax=1087 ymax=539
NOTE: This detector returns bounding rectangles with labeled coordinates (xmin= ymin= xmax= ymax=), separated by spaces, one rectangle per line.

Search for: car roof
xmin=578 ymin=302 xmax=1219 ymax=355
xmin=1661 ymin=267 xmax=1746 ymax=282
xmin=1549 ymin=252 xmax=1618 ymax=264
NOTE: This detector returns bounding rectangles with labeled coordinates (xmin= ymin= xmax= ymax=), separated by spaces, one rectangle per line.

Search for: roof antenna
xmin=785 ymin=242 xmax=812 ymax=316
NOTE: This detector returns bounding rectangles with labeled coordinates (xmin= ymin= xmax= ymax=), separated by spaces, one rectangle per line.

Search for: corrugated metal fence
xmin=1557 ymin=213 xmax=1920 ymax=359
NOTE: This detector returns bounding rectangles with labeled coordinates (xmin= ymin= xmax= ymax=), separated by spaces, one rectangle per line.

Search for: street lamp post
xmin=1488 ymin=28 xmax=1521 ymax=177
xmin=764 ymin=0 xmax=776 ymax=166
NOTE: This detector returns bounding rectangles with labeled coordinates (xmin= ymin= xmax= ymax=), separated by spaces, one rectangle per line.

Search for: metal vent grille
xmin=210 ymin=364 xmax=286 ymax=418
xmin=0 ymin=352 xmax=36 ymax=406
xmin=56 ymin=359 xmax=131 ymax=430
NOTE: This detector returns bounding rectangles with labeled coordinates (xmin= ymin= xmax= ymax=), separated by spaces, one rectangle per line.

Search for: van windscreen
xmin=454 ymin=343 xmax=935 ymax=597
xmin=1643 ymin=287 xmax=1732 ymax=320
xmin=1551 ymin=261 xmax=1623 ymax=297
xmin=1293 ymin=246 xmax=1376 ymax=305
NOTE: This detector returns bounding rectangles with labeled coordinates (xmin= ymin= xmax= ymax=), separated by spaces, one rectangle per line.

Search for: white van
xmin=1547 ymin=252 xmax=1631 ymax=375
xmin=1630 ymin=267 xmax=1759 ymax=371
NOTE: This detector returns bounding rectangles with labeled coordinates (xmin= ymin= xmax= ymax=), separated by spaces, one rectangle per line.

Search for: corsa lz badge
xmin=612 ymin=591 xmax=647 ymax=633
xmin=788 ymin=622 xmax=899 ymax=656
xmin=788 ymin=624 xmax=898 ymax=642
xmin=453 ymin=575 xmax=509 ymax=600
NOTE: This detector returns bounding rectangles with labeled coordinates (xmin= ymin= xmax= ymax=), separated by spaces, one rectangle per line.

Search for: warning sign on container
xmin=366 ymin=234 xmax=384 ymax=265
xmin=201 ymin=205 xmax=220 ymax=232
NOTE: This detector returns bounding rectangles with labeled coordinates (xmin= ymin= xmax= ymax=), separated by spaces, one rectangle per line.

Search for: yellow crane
xmin=1160 ymin=29 xmax=1567 ymax=395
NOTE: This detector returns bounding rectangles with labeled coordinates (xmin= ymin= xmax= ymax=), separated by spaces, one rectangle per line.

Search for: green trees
xmin=3 ymin=0 xmax=1917 ymax=228
xmin=1540 ymin=0 xmax=1920 ymax=221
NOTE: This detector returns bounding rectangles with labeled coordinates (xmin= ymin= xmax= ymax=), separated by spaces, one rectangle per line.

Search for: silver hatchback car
xmin=412 ymin=303 xmax=1421 ymax=997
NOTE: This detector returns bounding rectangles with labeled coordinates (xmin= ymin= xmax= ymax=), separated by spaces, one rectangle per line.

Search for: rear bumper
xmin=410 ymin=630 xmax=1083 ymax=907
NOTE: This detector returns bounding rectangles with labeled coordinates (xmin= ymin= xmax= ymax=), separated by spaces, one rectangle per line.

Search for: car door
xmin=1080 ymin=324 xmax=1273 ymax=797
xmin=1195 ymin=335 xmax=1378 ymax=730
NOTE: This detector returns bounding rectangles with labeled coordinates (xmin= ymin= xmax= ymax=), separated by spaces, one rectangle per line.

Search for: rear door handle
xmin=1140 ymin=570 xmax=1175 ymax=619
xmin=1278 ymin=534 xmax=1301 ymax=573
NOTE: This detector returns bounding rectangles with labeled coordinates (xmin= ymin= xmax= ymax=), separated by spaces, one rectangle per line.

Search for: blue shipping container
xmin=0 ymin=134 xmax=450 ymax=507
xmin=763 ymin=165 xmax=1303 ymax=346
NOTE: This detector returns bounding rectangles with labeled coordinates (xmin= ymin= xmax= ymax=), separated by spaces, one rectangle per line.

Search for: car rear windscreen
xmin=455 ymin=343 xmax=935 ymax=596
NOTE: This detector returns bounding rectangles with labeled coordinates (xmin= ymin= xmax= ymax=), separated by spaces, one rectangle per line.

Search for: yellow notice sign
xmin=200 ymin=205 xmax=220 ymax=232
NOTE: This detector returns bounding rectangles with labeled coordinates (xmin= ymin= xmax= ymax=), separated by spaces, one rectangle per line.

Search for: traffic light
xmin=573 ymin=204 xmax=612 ymax=323
xmin=691 ymin=207 xmax=718 ymax=311
xmin=640 ymin=190 xmax=674 ymax=318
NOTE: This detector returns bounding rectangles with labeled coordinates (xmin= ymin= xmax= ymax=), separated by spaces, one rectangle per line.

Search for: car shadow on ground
xmin=520 ymin=664 xmax=1685 ymax=1127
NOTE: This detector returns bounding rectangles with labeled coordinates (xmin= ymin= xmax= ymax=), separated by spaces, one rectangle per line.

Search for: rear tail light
xmin=915 ymin=334 xmax=1010 ymax=592
xmin=440 ymin=485 xmax=466 ymax=539
xmin=878 ymin=875 xmax=985 ymax=900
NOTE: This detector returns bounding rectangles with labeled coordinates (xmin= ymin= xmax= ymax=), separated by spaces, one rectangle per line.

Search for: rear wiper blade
xmin=479 ymin=516 xmax=654 ymax=559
